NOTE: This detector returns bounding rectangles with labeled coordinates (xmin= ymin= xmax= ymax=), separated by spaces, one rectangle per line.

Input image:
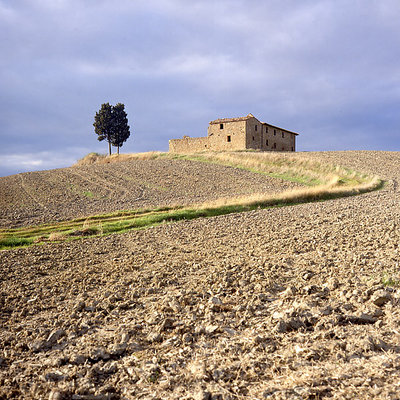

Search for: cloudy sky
xmin=1 ymin=0 xmax=399 ymax=176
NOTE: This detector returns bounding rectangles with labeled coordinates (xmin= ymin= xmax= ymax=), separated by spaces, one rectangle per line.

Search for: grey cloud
xmin=0 ymin=0 xmax=399 ymax=176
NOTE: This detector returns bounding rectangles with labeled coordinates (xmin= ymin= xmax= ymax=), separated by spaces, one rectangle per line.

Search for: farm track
xmin=68 ymin=167 xmax=131 ymax=201
xmin=0 ymin=151 xmax=400 ymax=399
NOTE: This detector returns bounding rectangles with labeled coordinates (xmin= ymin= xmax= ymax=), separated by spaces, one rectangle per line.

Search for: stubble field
xmin=0 ymin=151 xmax=399 ymax=399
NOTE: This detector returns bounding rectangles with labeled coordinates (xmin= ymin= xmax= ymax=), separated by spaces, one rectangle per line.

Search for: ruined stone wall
xmin=169 ymin=136 xmax=209 ymax=153
xmin=208 ymin=120 xmax=247 ymax=151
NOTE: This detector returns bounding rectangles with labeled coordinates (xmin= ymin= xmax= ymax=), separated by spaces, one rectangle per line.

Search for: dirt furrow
xmin=0 ymin=151 xmax=398 ymax=399
xmin=67 ymin=167 xmax=128 ymax=199
xmin=18 ymin=174 xmax=47 ymax=210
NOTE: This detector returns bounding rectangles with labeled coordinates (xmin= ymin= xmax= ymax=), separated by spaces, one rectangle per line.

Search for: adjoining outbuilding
xmin=169 ymin=114 xmax=299 ymax=153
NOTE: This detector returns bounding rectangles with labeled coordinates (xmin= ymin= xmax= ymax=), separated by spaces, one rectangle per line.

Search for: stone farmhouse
xmin=169 ymin=114 xmax=299 ymax=153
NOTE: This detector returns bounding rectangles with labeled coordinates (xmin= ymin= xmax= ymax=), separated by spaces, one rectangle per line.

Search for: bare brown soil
xmin=1 ymin=151 xmax=399 ymax=399
xmin=0 ymin=159 xmax=297 ymax=228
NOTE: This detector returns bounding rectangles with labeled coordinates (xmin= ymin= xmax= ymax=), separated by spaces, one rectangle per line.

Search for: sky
xmin=1 ymin=0 xmax=399 ymax=177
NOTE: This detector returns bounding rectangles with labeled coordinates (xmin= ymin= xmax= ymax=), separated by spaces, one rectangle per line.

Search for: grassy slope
xmin=0 ymin=151 xmax=383 ymax=250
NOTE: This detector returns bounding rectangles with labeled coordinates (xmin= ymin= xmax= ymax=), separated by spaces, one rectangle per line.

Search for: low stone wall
xmin=169 ymin=136 xmax=209 ymax=153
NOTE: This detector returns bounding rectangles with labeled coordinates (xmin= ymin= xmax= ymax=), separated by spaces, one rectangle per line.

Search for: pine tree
xmin=111 ymin=103 xmax=130 ymax=155
xmin=93 ymin=103 xmax=113 ymax=155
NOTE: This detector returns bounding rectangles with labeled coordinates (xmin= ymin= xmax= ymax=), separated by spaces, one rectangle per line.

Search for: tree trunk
xmin=117 ymin=146 xmax=120 ymax=155
xmin=108 ymin=141 xmax=111 ymax=156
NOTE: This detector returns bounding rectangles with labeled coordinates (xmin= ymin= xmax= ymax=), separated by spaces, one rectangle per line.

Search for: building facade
xmin=169 ymin=114 xmax=298 ymax=153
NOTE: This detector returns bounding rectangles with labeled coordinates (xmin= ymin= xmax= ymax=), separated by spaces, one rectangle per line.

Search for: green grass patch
xmin=0 ymin=237 xmax=34 ymax=250
xmin=68 ymin=184 xmax=97 ymax=199
xmin=382 ymin=272 xmax=400 ymax=287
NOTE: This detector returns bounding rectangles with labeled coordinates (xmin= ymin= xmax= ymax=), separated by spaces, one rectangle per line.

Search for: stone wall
xmin=245 ymin=117 xmax=264 ymax=150
xmin=208 ymin=120 xmax=247 ymax=151
xmin=169 ymin=136 xmax=209 ymax=153
xmin=241 ymin=119 xmax=296 ymax=152
xmin=263 ymin=125 xmax=296 ymax=151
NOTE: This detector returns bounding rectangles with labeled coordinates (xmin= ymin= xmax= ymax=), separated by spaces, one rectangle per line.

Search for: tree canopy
xmin=111 ymin=103 xmax=130 ymax=154
xmin=93 ymin=103 xmax=131 ymax=155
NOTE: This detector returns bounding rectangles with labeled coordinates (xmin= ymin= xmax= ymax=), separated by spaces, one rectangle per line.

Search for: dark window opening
xmin=220 ymin=123 xmax=224 ymax=129
xmin=282 ymin=132 xmax=285 ymax=138
xmin=274 ymin=129 xmax=276 ymax=136
xmin=291 ymin=147 xmax=294 ymax=151
xmin=227 ymin=135 xmax=231 ymax=142
xmin=255 ymin=125 xmax=258 ymax=131
xmin=282 ymin=147 xmax=284 ymax=150
xmin=252 ymin=136 xmax=255 ymax=141
xmin=273 ymin=143 xmax=276 ymax=149
xmin=266 ymin=126 xmax=268 ymax=133
xmin=266 ymin=139 xmax=269 ymax=146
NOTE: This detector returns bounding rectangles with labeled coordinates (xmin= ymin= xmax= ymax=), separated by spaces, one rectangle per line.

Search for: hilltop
xmin=0 ymin=151 xmax=400 ymax=399
xmin=0 ymin=154 xmax=298 ymax=229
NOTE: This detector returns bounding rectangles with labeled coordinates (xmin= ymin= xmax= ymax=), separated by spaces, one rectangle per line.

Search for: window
xmin=252 ymin=136 xmax=255 ymax=141
xmin=255 ymin=125 xmax=258 ymax=131
xmin=220 ymin=123 xmax=224 ymax=129
xmin=273 ymin=143 xmax=276 ymax=149
xmin=274 ymin=129 xmax=276 ymax=136
xmin=266 ymin=139 xmax=269 ymax=146
xmin=282 ymin=132 xmax=285 ymax=138
xmin=266 ymin=126 xmax=268 ymax=133
xmin=227 ymin=135 xmax=231 ymax=142
xmin=291 ymin=147 xmax=294 ymax=151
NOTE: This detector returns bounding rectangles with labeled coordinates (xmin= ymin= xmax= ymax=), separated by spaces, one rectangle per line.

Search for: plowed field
xmin=1 ymin=151 xmax=399 ymax=400
xmin=0 ymin=159 xmax=297 ymax=228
